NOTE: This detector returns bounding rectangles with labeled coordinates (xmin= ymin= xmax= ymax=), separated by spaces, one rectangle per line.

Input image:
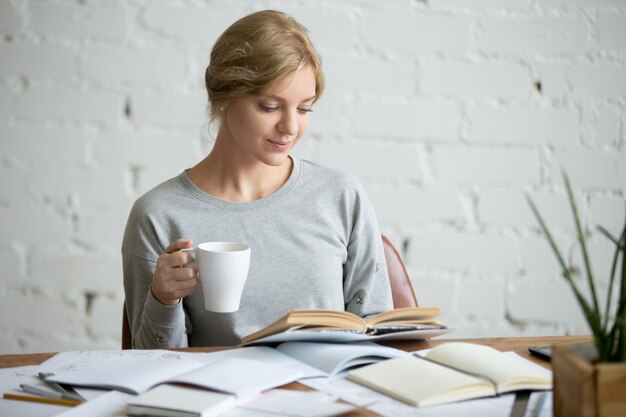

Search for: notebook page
xmin=425 ymin=343 xmax=551 ymax=392
xmin=348 ymin=357 xmax=496 ymax=407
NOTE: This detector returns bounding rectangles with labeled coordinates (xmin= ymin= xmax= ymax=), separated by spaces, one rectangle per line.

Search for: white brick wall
xmin=29 ymin=3 xmax=128 ymax=39
xmin=84 ymin=46 xmax=188 ymax=86
xmin=15 ymin=87 xmax=122 ymax=124
xmin=477 ymin=17 xmax=589 ymax=56
xmin=364 ymin=13 xmax=472 ymax=54
xmin=419 ymin=61 xmax=532 ymax=99
xmin=467 ymin=107 xmax=580 ymax=146
xmin=432 ymin=146 xmax=540 ymax=185
xmin=1 ymin=0 xmax=624 ymax=353
xmin=353 ymin=99 xmax=462 ymax=140
xmin=0 ymin=44 xmax=77 ymax=79
xmin=140 ymin=6 xmax=236 ymax=45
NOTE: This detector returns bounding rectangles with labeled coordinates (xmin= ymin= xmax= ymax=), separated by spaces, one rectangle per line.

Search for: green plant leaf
xmin=606 ymin=216 xmax=626 ymax=362
xmin=602 ymin=224 xmax=626 ymax=333
xmin=562 ymin=170 xmax=601 ymax=319
xmin=526 ymin=196 xmax=570 ymax=277
xmin=616 ymin=218 xmax=626 ymax=361
xmin=597 ymin=226 xmax=623 ymax=247
xmin=527 ymin=179 xmax=625 ymax=362
xmin=526 ymin=194 xmax=603 ymax=340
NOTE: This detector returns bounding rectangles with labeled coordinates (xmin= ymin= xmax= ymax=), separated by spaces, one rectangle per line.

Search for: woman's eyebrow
xmin=260 ymin=94 xmax=317 ymax=103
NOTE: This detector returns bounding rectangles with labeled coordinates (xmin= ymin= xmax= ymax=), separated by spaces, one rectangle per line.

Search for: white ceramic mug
xmin=194 ymin=242 xmax=251 ymax=313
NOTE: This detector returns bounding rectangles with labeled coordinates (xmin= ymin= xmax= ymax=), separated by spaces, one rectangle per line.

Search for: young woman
xmin=122 ymin=10 xmax=393 ymax=348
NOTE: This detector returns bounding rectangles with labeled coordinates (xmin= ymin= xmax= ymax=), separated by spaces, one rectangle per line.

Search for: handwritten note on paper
xmin=36 ymin=350 xmax=187 ymax=376
xmin=36 ymin=346 xmax=324 ymax=379
xmin=48 ymin=357 xmax=207 ymax=394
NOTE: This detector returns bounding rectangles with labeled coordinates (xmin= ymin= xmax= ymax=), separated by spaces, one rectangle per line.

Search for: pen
xmin=20 ymin=383 xmax=64 ymax=400
xmin=3 ymin=392 xmax=81 ymax=407
xmin=36 ymin=372 xmax=84 ymax=402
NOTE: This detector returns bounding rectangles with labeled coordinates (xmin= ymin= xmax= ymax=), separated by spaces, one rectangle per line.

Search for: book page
xmin=276 ymin=342 xmax=410 ymax=376
xmin=425 ymin=343 xmax=551 ymax=392
xmin=37 ymin=350 xmax=189 ymax=375
xmin=347 ymin=357 xmax=496 ymax=407
xmin=288 ymin=310 xmax=366 ymax=329
xmin=47 ymin=358 xmax=206 ymax=394
xmin=242 ymin=309 xmax=366 ymax=344
xmin=368 ymin=391 xmax=552 ymax=417
xmin=243 ymin=325 xmax=452 ymax=345
xmin=168 ymin=358 xmax=305 ymax=397
xmin=366 ymin=307 xmax=441 ymax=326
xmin=39 ymin=347 xmax=322 ymax=395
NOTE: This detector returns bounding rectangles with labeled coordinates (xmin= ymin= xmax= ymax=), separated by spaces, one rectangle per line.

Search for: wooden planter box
xmin=553 ymin=342 xmax=626 ymax=417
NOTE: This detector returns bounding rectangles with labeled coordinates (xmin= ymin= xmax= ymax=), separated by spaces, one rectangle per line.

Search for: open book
xmin=276 ymin=341 xmax=410 ymax=376
xmin=242 ymin=307 xmax=450 ymax=345
xmin=40 ymin=343 xmax=408 ymax=395
xmin=347 ymin=342 xmax=552 ymax=407
xmin=46 ymin=356 xmax=304 ymax=397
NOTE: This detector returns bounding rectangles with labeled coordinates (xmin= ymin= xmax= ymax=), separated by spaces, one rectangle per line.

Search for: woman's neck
xmin=187 ymin=141 xmax=293 ymax=202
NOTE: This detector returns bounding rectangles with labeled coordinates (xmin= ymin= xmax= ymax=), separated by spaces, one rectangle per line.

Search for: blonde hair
xmin=205 ymin=10 xmax=325 ymax=122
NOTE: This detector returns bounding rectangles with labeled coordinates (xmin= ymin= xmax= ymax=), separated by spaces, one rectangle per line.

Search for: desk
xmin=0 ymin=335 xmax=592 ymax=417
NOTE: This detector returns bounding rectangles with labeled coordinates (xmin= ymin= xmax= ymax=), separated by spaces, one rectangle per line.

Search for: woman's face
xmin=221 ymin=65 xmax=317 ymax=167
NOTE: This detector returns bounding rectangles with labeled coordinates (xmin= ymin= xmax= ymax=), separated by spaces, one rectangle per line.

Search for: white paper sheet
xmin=245 ymin=326 xmax=452 ymax=345
xmin=48 ymin=357 xmax=207 ymax=394
xmin=299 ymin=375 xmax=390 ymax=407
xmin=53 ymin=390 xmax=133 ymax=417
xmin=176 ymin=345 xmax=325 ymax=378
xmin=0 ymin=365 xmax=69 ymax=417
xmin=36 ymin=349 xmax=189 ymax=375
xmin=368 ymin=391 xmax=552 ymax=417
xmin=300 ymin=366 xmax=552 ymax=417
xmin=224 ymin=389 xmax=355 ymax=417
xmin=37 ymin=346 xmax=324 ymax=381
xmin=167 ymin=357 xmax=305 ymax=397
xmin=276 ymin=341 xmax=410 ymax=376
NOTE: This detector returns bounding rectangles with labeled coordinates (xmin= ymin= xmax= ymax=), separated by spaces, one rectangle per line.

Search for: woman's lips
xmin=268 ymin=139 xmax=290 ymax=151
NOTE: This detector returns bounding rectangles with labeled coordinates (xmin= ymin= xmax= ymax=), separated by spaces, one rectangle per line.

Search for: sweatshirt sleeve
xmin=342 ymin=179 xmax=393 ymax=317
xmin=121 ymin=199 xmax=189 ymax=349
xmin=122 ymin=252 xmax=189 ymax=348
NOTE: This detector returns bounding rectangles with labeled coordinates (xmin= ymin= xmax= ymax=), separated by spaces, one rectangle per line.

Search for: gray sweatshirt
xmin=122 ymin=157 xmax=393 ymax=348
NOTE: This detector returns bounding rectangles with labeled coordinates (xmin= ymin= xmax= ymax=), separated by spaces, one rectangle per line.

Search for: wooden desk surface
xmin=0 ymin=335 xmax=591 ymax=369
xmin=0 ymin=335 xmax=592 ymax=417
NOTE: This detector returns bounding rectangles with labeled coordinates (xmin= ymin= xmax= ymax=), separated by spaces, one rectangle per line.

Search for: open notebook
xmin=347 ymin=342 xmax=552 ymax=407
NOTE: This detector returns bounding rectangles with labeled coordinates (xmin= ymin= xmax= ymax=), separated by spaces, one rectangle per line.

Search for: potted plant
xmin=527 ymin=171 xmax=625 ymax=417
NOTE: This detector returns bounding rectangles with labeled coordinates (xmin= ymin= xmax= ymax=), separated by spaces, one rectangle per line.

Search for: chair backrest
xmin=382 ymin=234 xmax=418 ymax=308
xmin=121 ymin=234 xmax=417 ymax=348
xmin=122 ymin=301 xmax=131 ymax=349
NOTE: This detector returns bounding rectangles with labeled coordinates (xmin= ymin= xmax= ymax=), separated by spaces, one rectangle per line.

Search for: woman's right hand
xmin=151 ymin=239 xmax=198 ymax=306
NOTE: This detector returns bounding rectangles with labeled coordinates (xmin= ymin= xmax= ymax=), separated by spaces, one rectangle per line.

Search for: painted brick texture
xmin=0 ymin=0 xmax=624 ymax=353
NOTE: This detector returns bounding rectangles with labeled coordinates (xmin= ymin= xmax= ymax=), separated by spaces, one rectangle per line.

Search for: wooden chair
xmin=122 ymin=303 xmax=132 ymax=349
xmin=122 ymin=234 xmax=417 ymax=348
xmin=382 ymin=234 xmax=418 ymax=308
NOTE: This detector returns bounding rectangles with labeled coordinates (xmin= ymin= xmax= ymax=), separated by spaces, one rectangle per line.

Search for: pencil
xmin=3 ymin=392 xmax=81 ymax=407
